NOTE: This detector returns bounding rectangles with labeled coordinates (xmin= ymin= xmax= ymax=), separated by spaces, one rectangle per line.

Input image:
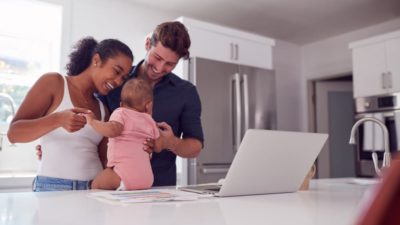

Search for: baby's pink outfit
xmin=107 ymin=107 xmax=159 ymax=190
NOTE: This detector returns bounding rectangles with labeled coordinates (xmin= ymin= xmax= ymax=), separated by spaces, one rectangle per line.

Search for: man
xmin=104 ymin=21 xmax=204 ymax=186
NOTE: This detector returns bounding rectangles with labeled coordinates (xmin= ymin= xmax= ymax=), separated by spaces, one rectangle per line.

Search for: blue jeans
xmin=32 ymin=176 xmax=91 ymax=192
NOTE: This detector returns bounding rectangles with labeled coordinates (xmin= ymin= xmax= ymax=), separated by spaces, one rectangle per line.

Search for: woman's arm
xmin=7 ymin=73 xmax=87 ymax=143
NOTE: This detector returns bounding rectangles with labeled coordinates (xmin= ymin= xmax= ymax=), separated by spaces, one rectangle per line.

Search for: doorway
xmin=308 ymin=75 xmax=357 ymax=178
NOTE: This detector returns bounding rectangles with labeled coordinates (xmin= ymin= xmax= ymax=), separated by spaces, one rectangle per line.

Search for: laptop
xmin=179 ymin=129 xmax=328 ymax=197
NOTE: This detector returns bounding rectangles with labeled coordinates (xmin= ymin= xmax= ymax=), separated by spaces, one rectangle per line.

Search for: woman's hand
xmin=56 ymin=107 xmax=89 ymax=132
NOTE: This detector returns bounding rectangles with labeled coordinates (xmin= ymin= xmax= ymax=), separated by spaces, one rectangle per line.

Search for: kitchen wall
xmin=299 ymin=18 xmax=400 ymax=131
xmin=43 ymin=0 xmax=177 ymax=74
xmin=273 ymin=41 xmax=302 ymax=131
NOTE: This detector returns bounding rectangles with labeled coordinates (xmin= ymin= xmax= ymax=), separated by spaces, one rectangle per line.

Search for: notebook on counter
xmin=179 ymin=129 xmax=328 ymax=197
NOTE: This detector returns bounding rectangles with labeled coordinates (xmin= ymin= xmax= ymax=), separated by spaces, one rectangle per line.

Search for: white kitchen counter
xmin=0 ymin=178 xmax=376 ymax=225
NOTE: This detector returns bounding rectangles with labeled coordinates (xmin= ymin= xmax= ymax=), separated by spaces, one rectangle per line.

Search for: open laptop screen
xmin=180 ymin=129 xmax=328 ymax=197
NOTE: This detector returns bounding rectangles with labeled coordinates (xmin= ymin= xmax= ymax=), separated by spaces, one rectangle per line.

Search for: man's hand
xmin=157 ymin=122 xmax=179 ymax=151
xmin=143 ymin=122 xmax=178 ymax=154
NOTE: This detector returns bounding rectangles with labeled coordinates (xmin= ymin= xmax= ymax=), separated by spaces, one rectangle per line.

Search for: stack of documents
xmin=89 ymin=189 xmax=212 ymax=204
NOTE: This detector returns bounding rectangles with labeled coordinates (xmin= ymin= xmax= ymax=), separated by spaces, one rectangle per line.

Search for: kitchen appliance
xmin=185 ymin=57 xmax=277 ymax=185
xmin=353 ymin=92 xmax=400 ymax=177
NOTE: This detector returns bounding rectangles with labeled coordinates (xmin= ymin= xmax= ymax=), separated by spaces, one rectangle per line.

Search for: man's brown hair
xmin=150 ymin=21 xmax=191 ymax=59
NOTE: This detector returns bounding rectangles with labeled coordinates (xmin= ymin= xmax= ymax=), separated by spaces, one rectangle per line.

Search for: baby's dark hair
xmin=121 ymin=79 xmax=153 ymax=112
xmin=66 ymin=37 xmax=133 ymax=76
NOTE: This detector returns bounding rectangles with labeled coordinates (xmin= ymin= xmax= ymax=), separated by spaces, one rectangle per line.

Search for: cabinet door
xmin=186 ymin=25 xmax=272 ymax=70
xmin=188 ymin=26 xmax=233 ymax=64
xmin=234 ymin=37 xmax=272 ymax=69
xmin=352 ymin=42 xmax=386 ymax=97
xmin=386 ymin=37 xmax=400 ymax=92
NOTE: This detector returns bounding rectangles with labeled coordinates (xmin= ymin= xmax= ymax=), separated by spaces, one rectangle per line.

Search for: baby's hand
xmin=82 ymin=110 xmax=95 ymax=124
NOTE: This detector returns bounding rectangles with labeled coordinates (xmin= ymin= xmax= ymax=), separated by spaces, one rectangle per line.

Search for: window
xmin=0 ymin=0 xmax=62 ymax=175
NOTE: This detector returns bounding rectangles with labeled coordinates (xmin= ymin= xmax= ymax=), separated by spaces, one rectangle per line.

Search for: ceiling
xmin=127 ymin=0 xmax=400 ymax=44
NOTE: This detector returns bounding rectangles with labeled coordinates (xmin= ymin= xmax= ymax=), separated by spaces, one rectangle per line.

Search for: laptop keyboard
xmin=179 ymin=184 xmax=222 ymax=194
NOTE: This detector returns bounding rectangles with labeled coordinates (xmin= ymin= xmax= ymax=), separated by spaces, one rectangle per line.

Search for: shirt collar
xmin=129 ymin=59 xmax=178 ymax=86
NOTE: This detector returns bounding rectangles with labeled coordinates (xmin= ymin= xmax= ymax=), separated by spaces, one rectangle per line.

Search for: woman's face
xmin=93 ymin=53 xmax=132 ymax=95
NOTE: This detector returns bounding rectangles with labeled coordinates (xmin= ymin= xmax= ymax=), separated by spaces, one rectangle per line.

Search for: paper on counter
xmin=88 ymin=189 xmax=213 ymax=204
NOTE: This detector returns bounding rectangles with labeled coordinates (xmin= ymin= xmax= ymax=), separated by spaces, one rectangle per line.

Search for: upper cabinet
xmin=177 ymin=17 xmax=275 ymax=70
xmin=349 ymin=30 xmax=400 ymax=98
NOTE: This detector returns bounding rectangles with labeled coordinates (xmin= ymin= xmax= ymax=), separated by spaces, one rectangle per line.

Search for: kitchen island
xmin=0 ymin=178 xmax=376 ymax=225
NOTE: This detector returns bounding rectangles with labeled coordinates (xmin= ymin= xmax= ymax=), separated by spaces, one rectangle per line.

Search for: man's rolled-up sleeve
xmin=180 ymin=85 xmax=204 ymax=146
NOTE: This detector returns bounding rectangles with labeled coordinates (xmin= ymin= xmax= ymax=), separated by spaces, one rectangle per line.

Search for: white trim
xmin=349 ymin=29 xmax=400 ymax=49
xmin=177 ymin=16 xmax=275 ymax=46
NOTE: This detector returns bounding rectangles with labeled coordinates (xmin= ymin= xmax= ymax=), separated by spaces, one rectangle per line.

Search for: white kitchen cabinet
xmin=349 ymin=30 xmax=400 ymax=98
xmin=177 ymin=17 xmax=275 ymax=70
xmin=386 ymin=37 xmax=400 ymax=93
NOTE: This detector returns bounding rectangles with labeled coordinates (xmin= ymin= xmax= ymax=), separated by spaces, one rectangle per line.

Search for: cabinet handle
xmin=387 ymin=72 xmax=392 ymax=89
xmin=381 ymin=72 xmax=387 ymax=89
xmin=234 ymin=44 xmax=239 ymax=60
xmin=230 ymin=43 xmax=234 ymax=60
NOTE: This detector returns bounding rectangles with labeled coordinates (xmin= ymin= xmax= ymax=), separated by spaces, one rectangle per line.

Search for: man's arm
xmin=149 ymin=122 xmax=202 ymax=158
xmin=143 ymin=84 xmax=204 ymax=158
xmin=169 ymin=138 xmax=202 ymax=158
xmin=155 ymin=122 xmax=202 ymax=158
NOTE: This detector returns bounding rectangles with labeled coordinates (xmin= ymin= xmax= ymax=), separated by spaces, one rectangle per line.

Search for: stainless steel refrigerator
xmin=186 ymin=57 xmax=277 ymax=184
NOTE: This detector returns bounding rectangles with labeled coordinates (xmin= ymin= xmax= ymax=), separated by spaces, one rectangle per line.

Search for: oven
xmin=354 ymin=93 xmax=400 ymax=177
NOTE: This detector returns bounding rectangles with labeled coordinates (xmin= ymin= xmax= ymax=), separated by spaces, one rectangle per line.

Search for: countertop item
xmin=0 ymin=178 xmax=377 ymax=225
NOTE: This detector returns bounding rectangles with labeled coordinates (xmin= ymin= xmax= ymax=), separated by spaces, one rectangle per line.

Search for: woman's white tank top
xmin=38 ymin=75 xmax=105 ymax=181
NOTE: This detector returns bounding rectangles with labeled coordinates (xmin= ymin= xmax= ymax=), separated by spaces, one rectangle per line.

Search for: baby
xmin=85 ymin=79 xmax=159 ymax=190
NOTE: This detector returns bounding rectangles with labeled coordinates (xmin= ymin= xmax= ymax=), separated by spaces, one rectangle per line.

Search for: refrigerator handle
xmin=242 ymin=74 xmax=250 ymax=133
xmin=232 ymin=73 xmax=242 ymax=153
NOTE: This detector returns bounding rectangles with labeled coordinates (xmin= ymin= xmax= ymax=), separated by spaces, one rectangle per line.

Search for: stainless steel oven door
xmin=355 ymin=110 xmax=400 ymax=177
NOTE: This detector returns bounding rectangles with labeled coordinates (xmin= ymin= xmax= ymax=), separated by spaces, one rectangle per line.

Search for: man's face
xmin=143 ymin=40 xmax=180 ymax=82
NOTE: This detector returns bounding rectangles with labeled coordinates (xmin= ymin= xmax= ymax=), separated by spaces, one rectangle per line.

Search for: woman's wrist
xmin=51 ymin=111 xmax=63 ymax=128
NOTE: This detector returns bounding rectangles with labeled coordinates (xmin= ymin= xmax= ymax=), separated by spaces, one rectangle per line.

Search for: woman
xmin=7 ymin=37 xmax=133 ymax=191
